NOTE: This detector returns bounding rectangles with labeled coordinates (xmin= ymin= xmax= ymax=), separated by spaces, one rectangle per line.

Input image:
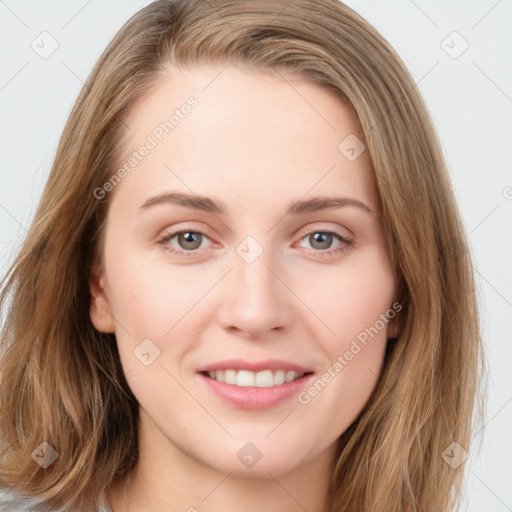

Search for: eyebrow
xmin=139 ymin=192 xmax=373 ymax=216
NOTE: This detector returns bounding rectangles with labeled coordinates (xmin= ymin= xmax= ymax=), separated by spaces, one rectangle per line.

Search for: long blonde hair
xmin=0 ymin=1 xmax=483 ymax=510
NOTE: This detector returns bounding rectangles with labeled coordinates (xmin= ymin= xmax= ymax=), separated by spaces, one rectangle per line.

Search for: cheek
xmin=296 ymin=251 xmax=395 ymax=429
xmin=300 ymin=249 xmax=395 ymax=344
xmin=104 ymin=249 xmax=216 ymax=377
xmin=105 ymin=247 xmax=196 ymax=333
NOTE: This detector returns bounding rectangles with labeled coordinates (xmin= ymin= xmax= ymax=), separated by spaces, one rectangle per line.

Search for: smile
xmin=204 ymin=369 xmax=306 ymax=387
xmin=196 ymin=359 xmax=315 ymax=409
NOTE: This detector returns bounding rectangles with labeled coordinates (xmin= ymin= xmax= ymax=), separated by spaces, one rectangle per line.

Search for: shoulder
xmin=0 ymin=488 xmax=112 ymax=512
xmin=0 ymin=487 xmax=49 ymax=511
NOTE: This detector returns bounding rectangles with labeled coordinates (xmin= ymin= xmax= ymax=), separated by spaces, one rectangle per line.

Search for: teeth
xmin=236 ymin=370 xmax=254 ymax=387
xmin=285 ymin=370 xmax=296 ymax=383
xmin=255 ymin=370 xmax=273 ymax=387
xmin=206 ymin=369 xmax=305 ymax=387
xmin=224 ymin=369 xmax=237 ymax=385
xmin=274 ymin=369 xmax=285 ymax=385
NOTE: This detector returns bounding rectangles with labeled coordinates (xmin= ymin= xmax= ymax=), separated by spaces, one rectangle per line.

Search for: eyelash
xmin=157 ymin=227 xmax=354 ymax=259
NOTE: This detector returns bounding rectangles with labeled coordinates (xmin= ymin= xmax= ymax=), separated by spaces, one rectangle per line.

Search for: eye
xmin=158 ymin=229 xmax=212 ymax=257
xmin=157 ymin=227 xmax=354 ymax=259
xmin=296 ymin=230 xmax=353 ymax=258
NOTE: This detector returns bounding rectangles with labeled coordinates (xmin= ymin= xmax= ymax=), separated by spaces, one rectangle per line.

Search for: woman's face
xmin=90 ymin=64 xmax=397 ymax=478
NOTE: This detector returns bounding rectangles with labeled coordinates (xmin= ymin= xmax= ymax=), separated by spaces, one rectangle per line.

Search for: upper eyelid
xmin=159 ymin=224 xmax=217 ymax=244
xmin=159 ymin=225 xmax=353 ymax=248
xmin=159 ymin=220 xmax=353 ymax=239
xmin=296 ymin=223 xmax=353 ymax=240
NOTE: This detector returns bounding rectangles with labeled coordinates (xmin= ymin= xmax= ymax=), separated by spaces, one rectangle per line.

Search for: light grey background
xmin=1 ymin=1 xmax=511 ymax=510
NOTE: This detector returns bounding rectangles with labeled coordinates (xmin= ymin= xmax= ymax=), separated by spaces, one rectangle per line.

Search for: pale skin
xmin=90 ymin=63 xmax=397 ymax=512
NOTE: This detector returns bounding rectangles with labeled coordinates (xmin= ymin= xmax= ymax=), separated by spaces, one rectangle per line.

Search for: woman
xmin=0 ymin=1 xmax=483 ymax=511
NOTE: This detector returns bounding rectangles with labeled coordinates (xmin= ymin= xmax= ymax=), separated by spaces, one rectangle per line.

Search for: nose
xmin=216 ymin=244 xmax=295 ymax=339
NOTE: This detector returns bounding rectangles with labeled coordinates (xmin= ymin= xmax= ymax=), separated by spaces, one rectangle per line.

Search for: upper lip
xmin=196 ymin=359 xmax=314 ymax=374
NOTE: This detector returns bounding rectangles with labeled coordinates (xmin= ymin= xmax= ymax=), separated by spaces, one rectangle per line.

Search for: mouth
xmin=201 ymin=369 xmax=311 ymax=387
xmin=196 ymin=359 xmax=315 ymax=409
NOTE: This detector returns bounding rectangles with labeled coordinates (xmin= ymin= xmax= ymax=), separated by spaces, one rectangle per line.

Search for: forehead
xmin=112 ymin=64 xmax=377 ymax=213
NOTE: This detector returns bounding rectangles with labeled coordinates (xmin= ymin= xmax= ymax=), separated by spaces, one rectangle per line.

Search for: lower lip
xmin=197 ymin=372 xmax=314 ymax=410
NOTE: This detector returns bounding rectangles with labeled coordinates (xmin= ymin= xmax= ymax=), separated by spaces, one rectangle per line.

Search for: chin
xmin=196 ymin=438 xmax=313 ymax=478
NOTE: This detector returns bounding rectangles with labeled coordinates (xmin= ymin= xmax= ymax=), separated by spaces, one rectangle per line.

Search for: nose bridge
xmin=233 ymin=234 xmax=281 ymax=307
xmin=217 ymin=234 xmax=293 ymax=337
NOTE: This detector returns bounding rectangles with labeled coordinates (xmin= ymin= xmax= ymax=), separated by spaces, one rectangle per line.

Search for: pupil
xmin=312 ymin=232 xmax=331 ymax=249
xmin=180 ymin=232 xmax=201 ymax=249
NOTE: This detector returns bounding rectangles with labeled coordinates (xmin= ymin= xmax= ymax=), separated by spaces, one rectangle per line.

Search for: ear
xmin=386 ymin=315 xmax=399 ymax=339
xmin=89 ymin=264 xmax=116 ymax=333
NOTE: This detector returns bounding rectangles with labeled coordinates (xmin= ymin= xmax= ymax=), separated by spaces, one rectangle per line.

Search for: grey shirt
xmin=0 ymin=488 xmax=113 ymax=512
